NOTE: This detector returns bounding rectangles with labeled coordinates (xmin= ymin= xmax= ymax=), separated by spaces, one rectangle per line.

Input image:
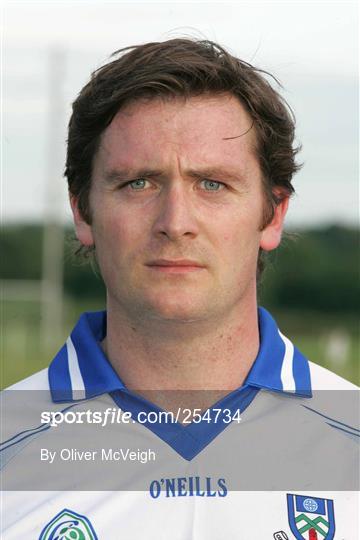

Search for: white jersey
xmin=1 ymin=308 xmax=359 ymax=539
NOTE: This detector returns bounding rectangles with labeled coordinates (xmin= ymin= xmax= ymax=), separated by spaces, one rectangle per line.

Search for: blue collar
xmin=49 ymin=308 xmax=311 ymax=460
xmin=49 ymin=307 xmax=312 ymax=402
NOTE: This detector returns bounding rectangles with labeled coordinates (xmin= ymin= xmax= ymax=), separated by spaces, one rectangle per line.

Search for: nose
xmin=152 ymin=183 xmax=199 ymax=241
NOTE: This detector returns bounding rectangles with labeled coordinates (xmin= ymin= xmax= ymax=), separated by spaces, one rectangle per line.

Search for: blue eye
xmin=201 ymin=180 xmax=223 ymax=191
xmin=129 ymin=179 xmax=147 ymax=190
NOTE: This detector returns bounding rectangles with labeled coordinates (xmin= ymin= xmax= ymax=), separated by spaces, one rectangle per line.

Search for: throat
xmin=102 ymin=308 xmax=260 ymax=410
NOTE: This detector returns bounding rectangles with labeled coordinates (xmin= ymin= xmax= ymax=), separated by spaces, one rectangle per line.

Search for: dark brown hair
xmin=65 ymin=38 xmax=301 ymax=271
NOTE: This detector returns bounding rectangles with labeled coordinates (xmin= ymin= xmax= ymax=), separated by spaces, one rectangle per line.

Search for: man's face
xmin=72 ymin=94 xmax=288 ymax=322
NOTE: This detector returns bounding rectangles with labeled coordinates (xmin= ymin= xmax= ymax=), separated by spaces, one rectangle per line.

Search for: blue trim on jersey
xmin=50 ymin=343 xmax=73 ymax=401
xmin=302 ymin=404 xmax=360 ymax=433
xmin=244 ymin=309 xmax=311 ymax=396
xmin=292 ymin=344 xmax=312 ymax=396
xmin=111 ymin=386 xmax=260 ymax=460
xmin=0 ymin=424 xmax=51 ymax=448
xmin=50 ymin=308 xmax=311 ymax=402
xmin=326 ymin=422 xmax=360 ymax=441
xmin=325 ymin=423 xmax=360 ymax=438
xmin=48 ymin=307 xmax=312 ymax=459
xmin=0 ymin=404 xmax=79 ymax=453
xmin=71 ymin=311 xmax=126 ymax=398
xmin=50 ymin=312 xmax=125 ymax=401
xmin=0 ymin=425 xmax=52 ymax=453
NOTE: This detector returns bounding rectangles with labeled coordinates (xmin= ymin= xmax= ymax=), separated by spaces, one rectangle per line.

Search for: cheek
xmin=218 ymin=212 xmax=262 ymax=247
xmin=92 ymin=208 xmax=147 ymax=263
xmin=216 ymin=218 xmax=262 ymax=274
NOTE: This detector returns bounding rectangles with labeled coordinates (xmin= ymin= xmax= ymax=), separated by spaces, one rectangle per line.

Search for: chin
xmin=145 ymin=296 xmax=208 ymax=323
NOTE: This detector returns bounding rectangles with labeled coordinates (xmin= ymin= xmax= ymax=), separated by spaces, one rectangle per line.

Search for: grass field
xmin=1 ymin=300 xmax=359 ymax=389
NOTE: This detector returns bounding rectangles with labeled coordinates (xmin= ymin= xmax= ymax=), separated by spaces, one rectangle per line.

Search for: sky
xmin=2 ymin=1 xmax=358 ymax=227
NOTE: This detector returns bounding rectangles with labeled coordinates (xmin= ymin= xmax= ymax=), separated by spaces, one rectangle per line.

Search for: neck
xmin=102 ymin=295 xmax=260 ymax=410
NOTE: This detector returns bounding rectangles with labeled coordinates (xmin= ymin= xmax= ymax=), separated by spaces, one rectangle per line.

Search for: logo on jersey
xmin=287 ymin=494 xmax=335 ymax=540
xmin=39 ymin=508 xmax=98 ymax=540
xmin=149 ymin=476 xmax=228 ymax=498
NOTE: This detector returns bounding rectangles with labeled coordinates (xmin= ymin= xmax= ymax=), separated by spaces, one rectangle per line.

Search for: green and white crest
xmin=39 ymin=508 xmax=98 ymax=540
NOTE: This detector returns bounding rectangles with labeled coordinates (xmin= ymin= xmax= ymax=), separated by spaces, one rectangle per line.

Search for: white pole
xmin=41 ymin=48 xmax=66 ymax=351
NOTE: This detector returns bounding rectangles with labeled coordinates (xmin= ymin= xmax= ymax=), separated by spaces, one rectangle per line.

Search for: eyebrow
xmin=103 ymin=168 xmax=164 ymax=184
xmin=186 ymin=167 xmax=246 ymax=184
xmin=102 ymin=166 xmax=247 ymax=185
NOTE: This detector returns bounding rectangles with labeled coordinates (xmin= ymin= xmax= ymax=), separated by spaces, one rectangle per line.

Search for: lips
xmin=146 ymin=259 xmax=205 ymax=273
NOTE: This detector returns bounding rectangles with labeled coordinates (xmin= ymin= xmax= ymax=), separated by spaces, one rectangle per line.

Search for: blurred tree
xmin=1 ymin=224 xmax=358 ymax=312
xmin=1 ymin=224 xmax=42 ymax=279
xmin=260 ymin=225 xmax=359 ymax=313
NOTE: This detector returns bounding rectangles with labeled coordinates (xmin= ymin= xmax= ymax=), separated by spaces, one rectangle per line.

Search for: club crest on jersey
xmin=287 ymin=494 xmax=335 ymax=540
xmin=39 ymin=508 xmax=98 ymax=540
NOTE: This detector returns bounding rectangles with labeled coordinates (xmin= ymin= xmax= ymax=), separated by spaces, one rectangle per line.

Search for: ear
xmin=260 ymin=194 xmax=289 ymax=252
xmin=70 ymin=195 xmax=94 ymax=247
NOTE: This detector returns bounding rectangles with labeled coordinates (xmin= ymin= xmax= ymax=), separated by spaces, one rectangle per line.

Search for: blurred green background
xmin=1 ymin=223 xmax=359 ymax=389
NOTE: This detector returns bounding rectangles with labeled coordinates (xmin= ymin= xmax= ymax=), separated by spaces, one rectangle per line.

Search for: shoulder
xmin=4 ymin=368 xmax=50 ymax=391
xmin=308 ymin=361 xmax=359 ymax=390
xmin=1 ymin=369 xmax=54 ymax=467
xmin=303 ymin=361 xmax=359 ymax=442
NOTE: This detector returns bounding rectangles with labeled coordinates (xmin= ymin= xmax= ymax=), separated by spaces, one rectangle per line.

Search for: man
xmin=1 ymin=39 xmax=358 ymax=539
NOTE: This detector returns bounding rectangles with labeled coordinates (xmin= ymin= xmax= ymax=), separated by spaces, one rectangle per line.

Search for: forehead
xmin=94 ymin=94 xmax=258 ymax=174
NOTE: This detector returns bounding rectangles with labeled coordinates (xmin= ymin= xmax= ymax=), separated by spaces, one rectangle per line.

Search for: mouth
xmin=145 ymin=259 xmax=205 ymax=274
